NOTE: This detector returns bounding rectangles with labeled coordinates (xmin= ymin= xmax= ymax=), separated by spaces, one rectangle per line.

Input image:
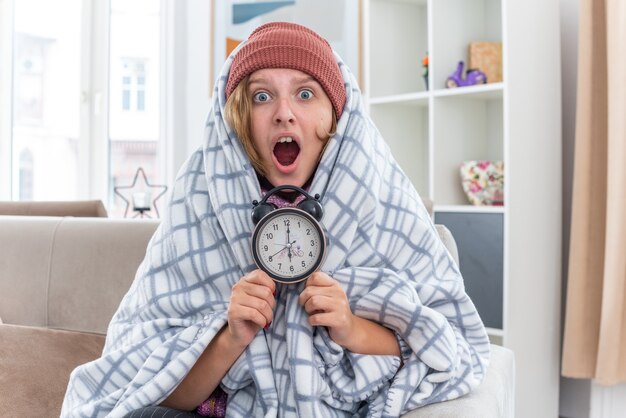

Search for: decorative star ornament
xmin=113 ymin=167 xmax=168 ymax=218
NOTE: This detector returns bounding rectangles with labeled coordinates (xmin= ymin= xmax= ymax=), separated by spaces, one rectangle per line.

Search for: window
xmin=18 ymin=149 xmax=34 ymax=200
xmin=120 ymin=58 xmax=147 ymax=112
xmin=137 ymin=75 xmax=145 ymax=111
xmin=14 ymin=33 xmax=46 ymax=124
xmin=122 ymin=75 xmax=131 ymax=111
xmin=10 ymin=0 xmax=82 ymax=201
xmin=108 ymin=0 xmax=163 ymax=218
xmin=0 ymin=0 xmax=168 ymax=216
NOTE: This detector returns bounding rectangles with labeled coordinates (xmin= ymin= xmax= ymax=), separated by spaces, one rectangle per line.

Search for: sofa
xmin=0 ymin=200 xmax=108 ymax=217
xmin=0 ymin=215 xmax=514 ymax=417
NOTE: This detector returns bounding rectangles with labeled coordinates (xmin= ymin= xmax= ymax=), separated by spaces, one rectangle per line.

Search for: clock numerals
xmin=252 ymin=207 xmax=325 ymax=283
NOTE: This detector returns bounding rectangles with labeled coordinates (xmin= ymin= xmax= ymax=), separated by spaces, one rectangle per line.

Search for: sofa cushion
xmin=47 ymin=218 xmax=159 ymax=334
xmin=0 ymin=217 xmax=61 ymax=327
xmin=0 ymin=324 xmax=105 ymax=417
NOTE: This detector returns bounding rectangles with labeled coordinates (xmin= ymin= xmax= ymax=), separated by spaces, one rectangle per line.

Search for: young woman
xmin=62 ymin=22 xmax=490 ymax=418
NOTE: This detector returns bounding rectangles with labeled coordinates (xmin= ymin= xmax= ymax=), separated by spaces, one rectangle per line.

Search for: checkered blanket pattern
xmin=61 ymin=49 xmax=490 ymax=418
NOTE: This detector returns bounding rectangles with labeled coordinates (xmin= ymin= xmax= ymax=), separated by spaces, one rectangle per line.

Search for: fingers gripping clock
xmin=251 ymin=185 xmax=326 ymax=284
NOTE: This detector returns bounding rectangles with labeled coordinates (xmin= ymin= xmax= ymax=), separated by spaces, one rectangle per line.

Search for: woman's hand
xmin=299 ymin=271 xmax=402 ymax=356
xmin=227 ymin=270 xmax=276 ymax=348
xmin=298 ymin=271 xmax=355 ymax=347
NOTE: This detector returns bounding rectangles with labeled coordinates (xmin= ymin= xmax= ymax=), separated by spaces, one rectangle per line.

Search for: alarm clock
xmin=251 ymin=185 xmax=326 ymax=284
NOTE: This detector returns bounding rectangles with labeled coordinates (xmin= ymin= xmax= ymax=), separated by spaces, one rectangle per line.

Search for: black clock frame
xmin=251 ymin=207 xmax=326 ymax=284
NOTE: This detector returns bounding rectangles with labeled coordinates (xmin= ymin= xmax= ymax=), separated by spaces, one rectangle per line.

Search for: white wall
xmin=184 ymin=0 xmax=212 ymax=160
xmin=163 ymin=0 xmax=211 ymax=178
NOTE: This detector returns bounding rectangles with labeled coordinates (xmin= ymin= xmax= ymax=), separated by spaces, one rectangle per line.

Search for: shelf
xmin=369 ymin=0 xmax=427 ymax=97
xmin=375 ymin=0 xmax=427 ymax=5
xmin=368 ymin=91 xmax=429 ymax=106
xmin=389 ymin=0 xmax=428 ymax=5
xmin=435 ymin=204 xmax=505 ymax=214
xmin=365 ymin=0 xmax=563 ymax=415
xmin=433 ymin=82 xmax=504 ymax=99
xmin=431 ymin=0 xmax=503 ymax=90
xmin=432 ymin=95 xmax=504 ymax=205
xmin=370 ymin=104 xmax=429 ymax=195
xmin=367 ymin=83 xmax=503 ymax=106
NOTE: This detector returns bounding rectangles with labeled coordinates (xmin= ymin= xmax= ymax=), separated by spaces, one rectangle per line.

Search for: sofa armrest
xmin=0 ymin=324 xmax=105 ymax=417
xmin=435 ymin=224 xmax=459 ymax=266
xmin=401 ymin=344 xmax=515 ymax=418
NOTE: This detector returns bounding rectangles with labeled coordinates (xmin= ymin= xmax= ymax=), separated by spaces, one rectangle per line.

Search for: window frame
xmin=0 ymin=0 xmax=174 ymax=207
xmin=0 ymin=0 xmax=14 ymax=200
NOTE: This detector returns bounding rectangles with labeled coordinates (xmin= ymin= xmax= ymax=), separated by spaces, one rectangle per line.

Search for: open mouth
xmin=273 ymin=137 xmax=300 ymax=167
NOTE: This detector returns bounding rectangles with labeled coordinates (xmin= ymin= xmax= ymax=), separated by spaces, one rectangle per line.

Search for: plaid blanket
xmin=61 ymin=49 xmax=490 ymax=418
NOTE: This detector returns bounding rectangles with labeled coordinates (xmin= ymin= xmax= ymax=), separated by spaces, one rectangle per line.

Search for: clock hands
xmin=273 ymin=240 xmax=296 ymax=248
xmin=286 ymin=224 xmax=293 ymax=263
xmin=252 ymin=208 xmax=325 ymax=283
xmin=267 ymin=223 xmax=300 ymax=263
xmin=269 ymin=241 xmax=296 ymax=259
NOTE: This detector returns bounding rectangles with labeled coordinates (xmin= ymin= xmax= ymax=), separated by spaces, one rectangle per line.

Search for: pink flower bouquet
xmin=460 ymin=160 xmax=504 ymax=206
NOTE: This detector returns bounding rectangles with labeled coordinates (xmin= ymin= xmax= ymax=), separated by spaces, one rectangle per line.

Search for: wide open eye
xmin=253 ymin=91 xmax=271 ymax=102
xmin=298 ymin=89 xmax=314 ymax=100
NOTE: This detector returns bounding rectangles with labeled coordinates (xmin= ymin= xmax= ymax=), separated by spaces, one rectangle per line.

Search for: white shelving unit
xmin=363 ymin=0 xmax=562 ymax=417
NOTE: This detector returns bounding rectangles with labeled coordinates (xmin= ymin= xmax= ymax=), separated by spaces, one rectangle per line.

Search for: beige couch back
xmin=0 ymin=200 xmax=108 ymax=217
xmin=0 ymin=216 xmax=158 ymax=334
xmin=0 ymin=210 xmax=458 ymax=335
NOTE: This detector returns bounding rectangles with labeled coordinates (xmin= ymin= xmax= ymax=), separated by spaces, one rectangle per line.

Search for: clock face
xmin=251 ymin=207 xmax=326 ymax=283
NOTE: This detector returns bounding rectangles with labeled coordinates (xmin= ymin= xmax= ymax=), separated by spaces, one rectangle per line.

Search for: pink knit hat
xmin=225 ymin=22 xmax=346 ymax=118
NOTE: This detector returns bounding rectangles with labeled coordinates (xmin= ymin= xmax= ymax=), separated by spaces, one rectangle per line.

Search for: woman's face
xmin=247 ymin=68 xmax=333 ymax=188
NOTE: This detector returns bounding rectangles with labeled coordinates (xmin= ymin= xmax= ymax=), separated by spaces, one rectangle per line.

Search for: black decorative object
xmin=113 ymin=167 xmax=168 ymax=218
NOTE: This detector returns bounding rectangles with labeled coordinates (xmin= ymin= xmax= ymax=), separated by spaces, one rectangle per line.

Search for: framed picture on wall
xmin=209 ymin=0 xmax=362 ymax=95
